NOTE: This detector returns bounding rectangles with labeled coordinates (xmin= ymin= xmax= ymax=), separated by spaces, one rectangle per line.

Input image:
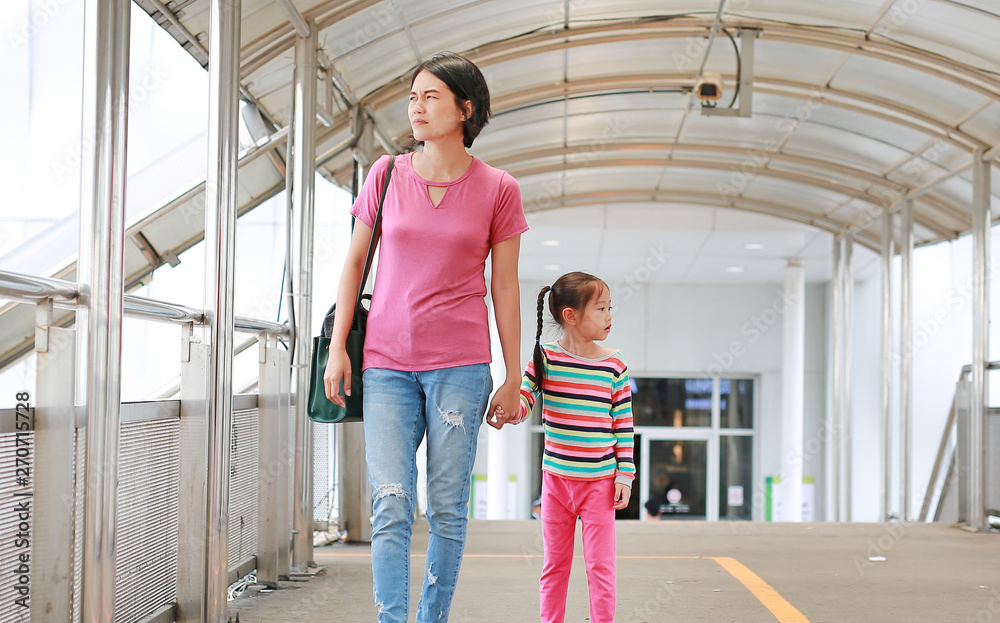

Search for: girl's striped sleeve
xmin=515 ymin=358 xmax=541 ymax=424
xmin=612 ymin=367 xmax=635 ymax=484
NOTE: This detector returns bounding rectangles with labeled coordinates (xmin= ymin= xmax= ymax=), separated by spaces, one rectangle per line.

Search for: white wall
xmin=496 ymin=277 xmax=830 ymax=520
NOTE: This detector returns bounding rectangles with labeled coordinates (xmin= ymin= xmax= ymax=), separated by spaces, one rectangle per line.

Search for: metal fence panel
xmin=229 ymin=407 xmax=259 ymax=570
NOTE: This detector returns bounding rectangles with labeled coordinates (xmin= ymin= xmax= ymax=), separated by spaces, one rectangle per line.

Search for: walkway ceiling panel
xmin=472 ymin=119 xmax=565 ymax=157
xmin=655 ymin=167 xmax=740 ymax=192
xmin=678 ymin=114 xmax=786 ymax=145
xmin=334 ymin=33 xmax=416 ymax=98
xmin=751 ymin=41 xmax=847 ymax=86
xmin=404 ymin=0 xmax=563 ymax=59
xmin=798 ymin=103 xmax=934 ymax=154
xmin=239 ymin=155 xmax=287 ymax=199
xmin=735 ymin=0 xmax=883 ymax=29
xmin=830 ymin=55 xmax=991 ymax=126
xmin=779 ymin=122 xmax=912 ymax=174
xmin=481 ymin=52 xmax=568 ymax=98
xmin=241 ymin=0 xmax=298 ymax=46
xmin=527 ymin=166 xmax=666 ymax=196
xmin=877 ymin=1 xmax=1000 ymax=74
xmin=248 ymin=56 xmax=298 ymax=120
xmin=568 ymin=1 xmax=719 ymax=21
xmin=370 ymin=98 xmax=409 ymax=134
xmin=565 ymin=39 xmax=698 ymax=81
xmin=764 ymin=157 xmax=879 ymax=193
xmin=563 ymin=112 xmax=676 ymax=145
xmin=960 ymin=101 xmax=1000 ymax=147
xmin=739 ymin=177 xmax=852 ymax=214
xmin=487 ymin=100 xmax=566 ymax=130
xmin=562 ymin=92 xmax=690 ymax=117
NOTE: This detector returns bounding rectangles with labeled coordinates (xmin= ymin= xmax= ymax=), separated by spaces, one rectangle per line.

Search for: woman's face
xmin=409 ymin=70 xmax=469 ymax=145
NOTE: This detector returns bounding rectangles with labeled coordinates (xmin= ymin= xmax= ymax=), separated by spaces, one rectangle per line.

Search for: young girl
xmin=494 ymin=271 xmax=634 ymax=623
xmin=324 ymin=52 xmax=527 ymax=623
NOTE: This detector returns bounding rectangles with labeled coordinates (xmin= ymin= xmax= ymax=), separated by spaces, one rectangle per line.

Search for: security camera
xmin=695 ymin=72 xmax=724 ymax=106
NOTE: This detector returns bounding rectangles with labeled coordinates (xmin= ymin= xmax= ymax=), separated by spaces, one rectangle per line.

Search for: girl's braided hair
xmin=532 ymin=271 xmax=607 ymax=387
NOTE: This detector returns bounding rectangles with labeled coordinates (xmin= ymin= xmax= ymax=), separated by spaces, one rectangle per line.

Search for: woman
xmin=324 ymin=52 xmax=527 ymax=623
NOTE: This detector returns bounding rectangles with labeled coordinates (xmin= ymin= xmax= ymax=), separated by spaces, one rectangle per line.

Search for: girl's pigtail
xmin=533 ymin=286 xmax=551 ymax=388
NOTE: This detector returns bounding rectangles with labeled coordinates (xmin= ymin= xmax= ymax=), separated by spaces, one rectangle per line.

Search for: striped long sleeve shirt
xmin=516 ymin=342 xmax=635 ymax=485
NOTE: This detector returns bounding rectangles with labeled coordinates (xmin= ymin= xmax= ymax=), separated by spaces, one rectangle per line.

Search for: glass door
xmin=642 ymin=435 xmax=713 ymax=520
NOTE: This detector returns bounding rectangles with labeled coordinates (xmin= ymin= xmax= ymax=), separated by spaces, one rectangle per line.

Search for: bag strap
xmin=352 ymin=155 xmax=395 ymax=330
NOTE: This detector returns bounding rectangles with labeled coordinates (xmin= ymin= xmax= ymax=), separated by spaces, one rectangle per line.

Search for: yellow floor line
xmin=710 ymin=557 xmax=810 ymax=623
xmin=315 ymin=551 xmax=810 ymax=622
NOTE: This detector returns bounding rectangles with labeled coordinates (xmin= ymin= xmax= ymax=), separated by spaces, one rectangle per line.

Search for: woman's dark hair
xmin=532 ymin=272 xmax=608 ymax=387
xmin=410 ymin=52 xmax=492 ymax=148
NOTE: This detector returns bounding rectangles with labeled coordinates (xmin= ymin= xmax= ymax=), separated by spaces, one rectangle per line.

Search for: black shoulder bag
xmin=307 ymin=156 xmax=395 ymax=423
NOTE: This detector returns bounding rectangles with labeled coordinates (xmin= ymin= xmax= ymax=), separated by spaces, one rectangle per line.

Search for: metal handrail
xmin=0 ymin=270 xmax=82 ymax=303
xmin=0 ymin=269 xmax=289 ymax=336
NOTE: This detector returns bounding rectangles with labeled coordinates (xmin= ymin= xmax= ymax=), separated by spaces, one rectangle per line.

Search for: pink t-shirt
xmin=350 ymin=152 xmax=528 ymax=371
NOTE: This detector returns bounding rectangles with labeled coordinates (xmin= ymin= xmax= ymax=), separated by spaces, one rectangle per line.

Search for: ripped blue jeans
xmin=363 ymin=364 xmax=492 ymax=623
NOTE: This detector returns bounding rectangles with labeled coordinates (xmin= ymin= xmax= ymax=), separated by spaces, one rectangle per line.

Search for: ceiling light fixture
xmin=726 ymin=266 xmax=745 ymax=273
xmin=544 ymin=264 xmax=562 ymax=271
xmin=541 ymin=240 xmax=561 ymax=246
xmin=744 ymin=243 xmax=765 ymax=250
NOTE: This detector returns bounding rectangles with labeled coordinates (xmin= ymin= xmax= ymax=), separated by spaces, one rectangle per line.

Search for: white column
xmin=486 ymin=428 xmax=509 ymax=519
xmin=970 ymin=150 xmax=991 ymax=530
xmin=899 ymin=199 xmax=914 ymax=521
xmin=843 ymin=234 xmax=854 ymax=521
xmin=781 ymin=258 xmax=806 ymax=522
xmin=879 ymin=213 xmax=895 ymax=522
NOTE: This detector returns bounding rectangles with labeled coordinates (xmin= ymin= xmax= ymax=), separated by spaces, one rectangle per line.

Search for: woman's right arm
xmin=323 ymin=220 xmax=375 ymax=406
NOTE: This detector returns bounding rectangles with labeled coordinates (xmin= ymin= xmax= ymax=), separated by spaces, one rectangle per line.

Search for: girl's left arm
xmin=487 ymin=234 xmax=522 ymax=429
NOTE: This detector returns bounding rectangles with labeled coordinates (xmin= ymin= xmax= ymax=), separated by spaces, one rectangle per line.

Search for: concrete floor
xmin=227 ymin=520 xmax=1000 ymax=622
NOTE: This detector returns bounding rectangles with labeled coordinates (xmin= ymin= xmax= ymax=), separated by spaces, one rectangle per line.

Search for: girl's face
xmin=409 ymin=70 xmax=469 ymax=145
xmin=569 ymin=283 xmax=613 ymax=342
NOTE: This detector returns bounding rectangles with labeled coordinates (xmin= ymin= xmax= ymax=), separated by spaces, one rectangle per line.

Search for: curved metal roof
xmin=138 ymin=0 xmax=1000 ymax=254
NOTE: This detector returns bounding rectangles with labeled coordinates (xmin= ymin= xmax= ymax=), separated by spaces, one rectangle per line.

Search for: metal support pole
xmin=32 ymin=301 xmax=76 ymax=623
xmin=880 ymin=212 xmax=894 ymax=522
xmin=290 ymin=22 xmax=319 ymax=571
xmin=176 ymin=328 xmax=209 ymax=622
xmin=781 ymin=258 xmax=805 ymax=522
xmin=79 ymin=0 xmax=130 ymax=619
xmin=843 ymin=234 xmax=854 ymax=521
xmin=340 ymin=141 xmax=375 ymax=544
xmin=970 ymin=150 xmax=991 ymax=530
xmin=831 ymin=235 xmax=842 ymax=521
xmin=899 ymin=199 xmax=914 ymax=522
xmin=258 ymin=338 xmax=287 ymax=585
xmin=203 ymin=0 xmax=241 ymax=619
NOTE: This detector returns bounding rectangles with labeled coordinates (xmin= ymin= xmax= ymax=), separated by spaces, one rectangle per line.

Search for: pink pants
xmin=540 ymin=471 xmax=616 ymax=623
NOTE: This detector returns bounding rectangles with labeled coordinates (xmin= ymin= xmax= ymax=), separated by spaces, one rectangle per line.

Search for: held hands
xmin=486 ymin=381 xmax=520 ymax=430
xmin=323 ymin=347 xmax=352 ymax=408
xmin=613 ymin=483 xmax=631 ymax=510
